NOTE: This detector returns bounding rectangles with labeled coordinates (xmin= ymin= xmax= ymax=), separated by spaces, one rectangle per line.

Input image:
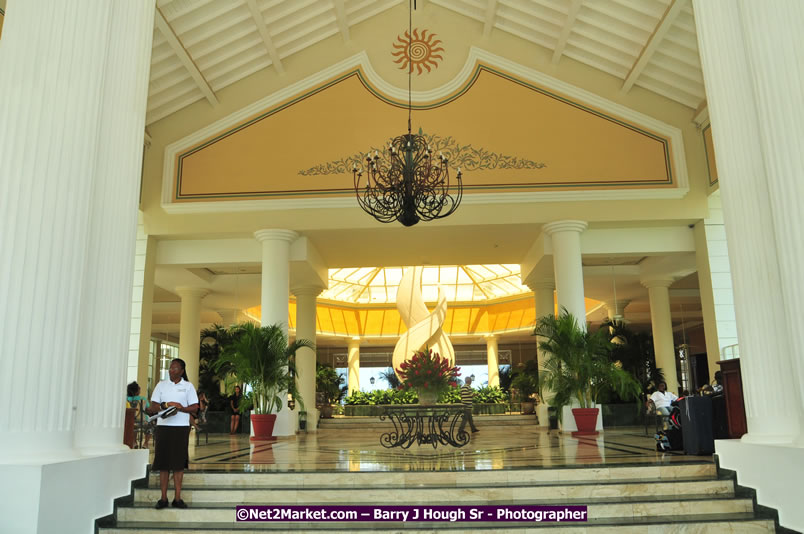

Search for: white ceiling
xmin=147 ymin=0 xmax=705 ymax=125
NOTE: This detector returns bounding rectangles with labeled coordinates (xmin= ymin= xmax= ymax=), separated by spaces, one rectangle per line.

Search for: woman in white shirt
xmin=147 ymin=358 xmax=199 ymax=510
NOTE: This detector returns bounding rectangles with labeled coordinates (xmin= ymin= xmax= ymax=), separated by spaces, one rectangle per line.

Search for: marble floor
xmin=154 ymin=423 xmax=708 ymax=473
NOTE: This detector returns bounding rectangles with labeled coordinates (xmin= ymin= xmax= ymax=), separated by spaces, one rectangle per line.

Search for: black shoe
xmin=472 ymin=428 xmax=479 ymax=433
xmin=155 ymin=499 xmax=169 ymax=509
xmin=172 ymin=499 xmax=188 ymax=509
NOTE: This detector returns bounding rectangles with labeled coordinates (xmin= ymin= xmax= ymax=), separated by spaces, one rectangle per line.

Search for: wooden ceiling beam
xmin=552 ymin=0 xmax=582 ymax=64
xmin=334 ymin=0 xmax=350 ymax=42
xmin=154 ymin=7 xmax=219 ymax=106
xmin=622 ymin=0 xmax=687 ymax=93
xmin=483 ymin=0 xmax=498 ymax=38
xmin=245 ymin=0 xmax=285 ymax=75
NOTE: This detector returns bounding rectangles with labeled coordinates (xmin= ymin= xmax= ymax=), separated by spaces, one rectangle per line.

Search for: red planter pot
xmin=571 ymin=407 xmax=599 ymax=437
xmin=250 ymin=413 xmax=277 ymax=442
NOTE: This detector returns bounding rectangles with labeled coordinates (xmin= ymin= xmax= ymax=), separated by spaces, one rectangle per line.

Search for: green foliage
xmin=473 ymin=386 xmax=508 ymax=404
xmin=498 ymin=365 xmax=514 ymax=394
xmin=316 ymin=363 xmax=347 ymax=404
xmin=604 ymin=319 xmax=666 ymax=396
xmin=344 ymin=388 xmax=418 ymax=405
xmin=379 ymin=367 xmax=401 ymax=389
xmin=342 ymin=386 xmax=508 ymax=405
xmin=439 ymin=386 xmax=461 ymax=404
xmin=199 ymin=324 xmax=243 ymax=411
xmin=211 ymin=322 xmax=313 ymax=415
xmin=511 ymin=359 xmax=540 ymax=402
xmin=396 ymin=349 xmax=460 ymax=394
xmin=534 ymin=310 xmax=641 ymax=421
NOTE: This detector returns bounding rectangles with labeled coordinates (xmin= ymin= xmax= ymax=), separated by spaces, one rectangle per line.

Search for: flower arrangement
xmin=396 ymin=349 xmax=460 ymax=394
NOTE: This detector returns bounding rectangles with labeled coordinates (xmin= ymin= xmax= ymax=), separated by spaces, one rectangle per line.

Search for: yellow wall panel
xmin=174 ymin=68 xmax=675 ymax=201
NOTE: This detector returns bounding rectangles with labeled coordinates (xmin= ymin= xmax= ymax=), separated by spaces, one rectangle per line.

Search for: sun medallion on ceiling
xmin=392 ymin=29 xmax=444 ymax=75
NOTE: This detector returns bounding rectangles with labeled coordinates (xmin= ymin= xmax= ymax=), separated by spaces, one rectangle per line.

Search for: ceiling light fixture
xmin=352 ymin=0 xmax=462 ymax=227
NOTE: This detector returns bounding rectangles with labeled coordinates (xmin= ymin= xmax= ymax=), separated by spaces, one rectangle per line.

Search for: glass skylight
xmin=320 ymin=265 xmax=529 ymax=304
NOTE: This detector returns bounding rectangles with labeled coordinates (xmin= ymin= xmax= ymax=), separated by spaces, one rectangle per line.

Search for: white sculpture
xmin=392 ymin=266 xmax=456 ymax=377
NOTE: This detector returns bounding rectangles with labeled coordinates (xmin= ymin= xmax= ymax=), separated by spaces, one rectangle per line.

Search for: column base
xmin=0 ymin=448 xmax=148 ymax=534
xmin=536 ymin=403 xmax=549 ymax=428
xmin=716 ymin=439 xmax=804 ymax=531
xmin=740 ymin=431 xmax=798 ymax=446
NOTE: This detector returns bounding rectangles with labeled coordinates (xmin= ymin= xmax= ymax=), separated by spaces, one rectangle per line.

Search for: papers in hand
xmin=147 ymin=406 xmax=178 ymax=423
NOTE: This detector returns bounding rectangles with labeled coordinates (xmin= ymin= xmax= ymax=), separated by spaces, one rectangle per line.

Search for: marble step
xmin=102 ymin=514 xmax=775 ymax=533
xmin=119 ymin=496 xmax=751 ymax=523
xmin=148 ymin=463 xmax=717 ymax=488
xmin=133 ymin=478 xmax=734 ymax=506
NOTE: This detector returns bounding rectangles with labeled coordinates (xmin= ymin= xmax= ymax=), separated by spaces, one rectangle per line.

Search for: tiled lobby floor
xmin=158 ymin=424 xmax=708 ymax=473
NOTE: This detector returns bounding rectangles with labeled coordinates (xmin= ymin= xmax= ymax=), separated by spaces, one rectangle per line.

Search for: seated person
xmin=698 ymin=371 xmax=724 ymax=396
xmin=649 ymin=381 xmax=678 ymax=415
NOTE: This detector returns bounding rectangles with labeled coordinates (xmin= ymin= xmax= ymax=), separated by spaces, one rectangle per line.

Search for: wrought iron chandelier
xmin=352 ymin=0 xmax=462 ymax=227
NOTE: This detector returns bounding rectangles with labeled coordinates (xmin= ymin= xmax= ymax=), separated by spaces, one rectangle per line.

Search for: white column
xmin=542 ymin=221 xmax=588 ymax=329
xmin=176 ymin=287 xmax=209 ymax=390
xmin=347 ymin=338 xmax=361 ymax=394
xmin=0 ymin=1 xmax=155 ymax=532
xmin=641 ymin=279 xmax=680 ymax=393
xmin=527 ymin=279 xmax=555 ymax=427
xmin=254 ymin=229 xmax=298 ymax=437
xmin=292 ymin=285 xmax=323 ymax=431
xmin=486 ymin=335 xmax=500 ymax=388
xmin=694 ymin=0 xmax=803 ymax=444
xmin=693 ymin=191 xmax=739 ymax=383
xmin=0 ymin=2 xmax=154 ymax=457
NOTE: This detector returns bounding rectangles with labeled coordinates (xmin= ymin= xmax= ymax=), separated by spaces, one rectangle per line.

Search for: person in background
xmin=458 ymin=376 xmax=479 ymax=436
xmin=699 ymin=371 xmax=724 ymax=396
xmin=229 ymin=385 xmax=243 ymax=435
xmin=127 ymin=381 xmax=151 ymax=448
xmin=649 ymin=381 xmax=678 ymax=415
xmin=147 ymin=358 xmax=198 ymax=510
xmin=126 ymin=381 xmax=148 ymax=412
xmin=192 ymin=391 xmax=208 ymax=432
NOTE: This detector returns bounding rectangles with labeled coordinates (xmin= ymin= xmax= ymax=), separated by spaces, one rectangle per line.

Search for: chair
xmin=194 ymin=405 xmax=209 ymax=446
xmin=132 ymin=400 xmax=154 ymax=449
xmin=645 ymin=399 xmax=669 ymax=435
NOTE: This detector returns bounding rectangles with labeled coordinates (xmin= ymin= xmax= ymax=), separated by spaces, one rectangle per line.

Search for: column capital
xmin=542 ymin=220 xmax=588 ymax=236
xmin=175 ymin=286 xmax=210 ymax=299
xmin=524 ymin=277 xmax=555 ymax=292
xmin=254 ymin=229 xmax=299 ymax=243
xmin=291 ymin=285 xmax=325 ymax=298
xmin=484 ymin=334 xmax=498 ymax=342
xmin=641 ymin=278 xmax=674 ymax=289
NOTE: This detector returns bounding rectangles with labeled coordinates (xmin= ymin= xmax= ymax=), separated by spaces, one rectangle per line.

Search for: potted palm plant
xmin=511 ymin=360 xmax=540 ymax=414
xmin=316 ymin=363 xmax=346 ymax=418
xmin=213 ymin=322 xmax=313 ymax=441
xmin=535 ymin=310 xmax=641 ymax=436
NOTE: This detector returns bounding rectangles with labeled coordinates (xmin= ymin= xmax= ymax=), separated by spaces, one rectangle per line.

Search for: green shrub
xmin=438 ymin=386 xmax=461 ymax=404
xmin=474 ymin=386 xmax=508 ymax=404
xmin=343 ymin=388 xmax=418 ymax=406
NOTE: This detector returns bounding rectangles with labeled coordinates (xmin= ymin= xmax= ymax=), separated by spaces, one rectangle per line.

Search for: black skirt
xmin=152 ymin=426 xmax=190 ymax=471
